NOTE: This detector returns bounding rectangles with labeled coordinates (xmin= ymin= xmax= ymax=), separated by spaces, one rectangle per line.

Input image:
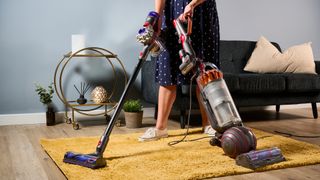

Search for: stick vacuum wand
xmin=63 ymin=44 xmax=154 ymax=169
xmin=95 ymin=44 xmax=153 ymax=156
xmin=63 ymin=11 xmax=160 ymax=169
xmin=95 ymin=10 xmax=160 ymax=157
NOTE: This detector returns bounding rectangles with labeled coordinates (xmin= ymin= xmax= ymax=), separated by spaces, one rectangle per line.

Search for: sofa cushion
xmin=180 ymin=73 xmax=240 ymax=95
xmin=244 ymin=36 xmax=316 ymax=74
xmin=281 ymin=74 xmax=320 ymax=93
xmin=223 ymin=73 xmax=240 ymax=92
xmin=238 ymin=74 xmax=286 ymax=94
xmin=220 ymin=40 xmax=281 ymax=74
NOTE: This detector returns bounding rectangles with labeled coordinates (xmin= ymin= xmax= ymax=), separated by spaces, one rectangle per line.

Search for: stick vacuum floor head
xmin=63 ymin=151 xmax=106 ymax=169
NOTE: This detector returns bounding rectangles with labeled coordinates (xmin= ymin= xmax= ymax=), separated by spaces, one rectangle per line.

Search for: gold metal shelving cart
xmin=54 ymin=47 xmax=127 ymax=130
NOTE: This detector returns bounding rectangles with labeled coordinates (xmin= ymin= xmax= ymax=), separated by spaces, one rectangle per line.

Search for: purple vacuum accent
xmin=236 ymin=147 xmax=286 ymax=169
xmin=63 ymin=152 xmax=106 ymax=169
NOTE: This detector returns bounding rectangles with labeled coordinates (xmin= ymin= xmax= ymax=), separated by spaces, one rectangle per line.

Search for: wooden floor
xmin=0 ymin=107 xmax=320 ymax=180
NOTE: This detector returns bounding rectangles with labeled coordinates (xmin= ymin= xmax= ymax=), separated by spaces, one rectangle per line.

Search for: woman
xmin=139 ymin=0 xmax=220 ymax=141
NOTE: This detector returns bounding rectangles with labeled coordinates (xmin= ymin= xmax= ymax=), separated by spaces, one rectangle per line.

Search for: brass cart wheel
xmin=66 ymin=118 xmax=72 ymax=124
xmin=73 ymin=123 xmax=80 ymax=130
xmin=63 ymin=113 xmax=71 ymax=124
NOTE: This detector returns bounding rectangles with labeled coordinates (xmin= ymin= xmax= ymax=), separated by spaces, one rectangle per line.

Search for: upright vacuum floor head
xmin=63 ymin=151 xmax=106 ymax=169
xmin=236 ymin=147 xmax=285 ymax=169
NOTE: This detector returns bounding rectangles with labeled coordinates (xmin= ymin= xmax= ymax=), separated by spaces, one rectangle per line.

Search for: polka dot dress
xmin=155 ymin=0 xmax=220 ymax=86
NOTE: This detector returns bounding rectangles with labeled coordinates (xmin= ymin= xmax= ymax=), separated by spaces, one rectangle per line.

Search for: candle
xmin=71 ymin=34 xmax=86 ymax=55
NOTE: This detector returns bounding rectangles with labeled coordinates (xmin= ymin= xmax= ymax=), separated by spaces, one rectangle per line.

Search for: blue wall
xmin=218 ymin=0 xmax=320 ymax=54
xmin=0 ymin=0 xmax=319 ymax=114
xmin=0 ymin=0 xmax=153 ymax=114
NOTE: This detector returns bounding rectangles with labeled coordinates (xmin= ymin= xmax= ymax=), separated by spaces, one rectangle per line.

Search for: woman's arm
xmin=188 ymin=0 xmax=206 ymax=8
xmin=181 ymin=0 xmax=206 ymax=20
xmin=154 ymin=0 xmax=166 ymax=35
xmin=155 ymin=0 xmax=166 ymax=15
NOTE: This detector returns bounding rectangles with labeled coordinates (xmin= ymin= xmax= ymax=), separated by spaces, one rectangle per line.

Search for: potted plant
xmin=123 ymin=99 xmax=143 ymax=128
xmin=35 ymin=83 xmax=55 ymax=126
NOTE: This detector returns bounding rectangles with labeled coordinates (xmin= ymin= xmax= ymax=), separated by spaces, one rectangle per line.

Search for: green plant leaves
xmin=123 ymin=99 xmax=143 ymax=112
xmin=35 ymin=83 xmax=54 ymax=105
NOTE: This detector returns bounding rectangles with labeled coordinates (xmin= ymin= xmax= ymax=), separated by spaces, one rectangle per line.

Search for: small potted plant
xmin=123 ymin=99 xmax=143 ymax=128
xmin=35 ymin=83 xmax=55 ymax=126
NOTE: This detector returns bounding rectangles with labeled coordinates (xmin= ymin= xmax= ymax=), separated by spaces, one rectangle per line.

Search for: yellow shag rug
xmin=40 ymin=128 xmax=320 ymax=180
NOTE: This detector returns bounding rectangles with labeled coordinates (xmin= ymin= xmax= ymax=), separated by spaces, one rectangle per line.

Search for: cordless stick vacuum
xmin=173 ymin=17 xmax=257 ymax=158
xmin=63 ymin=11 xmax=163 ymax=169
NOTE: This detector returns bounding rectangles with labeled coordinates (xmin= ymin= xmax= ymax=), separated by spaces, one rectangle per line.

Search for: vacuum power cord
xmin=274 ymin=130 xmax=320 ymax=138
xmin=168 ymin=73 xmax=211 ymax=146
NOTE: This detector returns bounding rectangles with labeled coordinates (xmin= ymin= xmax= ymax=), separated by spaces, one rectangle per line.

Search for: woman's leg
xmin=138 ymin=85 xmax=176 ymax=141
xmin=156 ymin=85 xmax=177 ymax=130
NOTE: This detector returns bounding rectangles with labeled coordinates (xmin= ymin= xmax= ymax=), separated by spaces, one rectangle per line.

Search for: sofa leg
xmin=311 ymin=103 xmax=318 ymax=119
xmin=180 ymin=110 xmax=186 ymax=129
xmin=276 ymin=105 xmax=280 ymax=113
xmin=154 ymin=104 xmax=158 ymax=120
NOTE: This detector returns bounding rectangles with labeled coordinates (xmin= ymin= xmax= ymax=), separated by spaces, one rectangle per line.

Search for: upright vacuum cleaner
xmin=173 ymin=17 xmax=285 ymax=167
xmin=63 ymin=11 xmax=163 ymax=169
xmin=173 ymin=17 xmax=257 ymax=158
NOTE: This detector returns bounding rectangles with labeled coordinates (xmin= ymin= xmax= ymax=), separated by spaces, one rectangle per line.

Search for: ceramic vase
xmin=77 ymin=95 xmax=87 ymax=104
xmin=124 ymin=111 xmax=143 ymax=128
xmin=46 ymin=106 xmax=55 ymax=126
xmin=91 ymin=86 xmax=108 ymax=103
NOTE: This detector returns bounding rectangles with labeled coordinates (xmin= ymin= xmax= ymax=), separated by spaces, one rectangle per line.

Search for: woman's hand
xmin=179 ymin=0 xmax=206 ymax=21
xmin=179 ymin=3 xmax=194 ymax=21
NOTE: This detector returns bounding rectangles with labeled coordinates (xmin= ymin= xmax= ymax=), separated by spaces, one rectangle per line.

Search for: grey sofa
xmin=141 ymin=40 xmax=320 ymax=128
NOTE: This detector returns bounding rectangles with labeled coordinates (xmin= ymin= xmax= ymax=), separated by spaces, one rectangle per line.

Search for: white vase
xmin=71 ymin=34 xmax=86 ymax=55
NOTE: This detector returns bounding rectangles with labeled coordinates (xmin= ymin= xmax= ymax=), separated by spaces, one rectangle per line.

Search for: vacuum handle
xmin=173 ymin=16 xmax=192 ymax=37
xmin=203 ymin=62 xmax=219 ymax=70
xmin=173 ymin=17 xmax=196 ymax=57
xmin=187 ymin=16 xmax=192 ymax=35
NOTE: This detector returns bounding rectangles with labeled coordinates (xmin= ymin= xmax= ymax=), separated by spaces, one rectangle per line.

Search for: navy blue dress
xmin=155 ymin=0 xmax=220 ymax=86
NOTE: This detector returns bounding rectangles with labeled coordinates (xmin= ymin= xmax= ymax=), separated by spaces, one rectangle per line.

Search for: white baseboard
xmin=0 ymin=104 xmax=316 ymax=126
xmin=0 ymin=113 xmax=46 ymax=126
xmin=0 ymin=107 xmax=156 ymax=126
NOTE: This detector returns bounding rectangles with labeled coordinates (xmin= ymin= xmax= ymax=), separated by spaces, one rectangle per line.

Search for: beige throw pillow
xmin=244 ymin=36 xmax=316 ymax=74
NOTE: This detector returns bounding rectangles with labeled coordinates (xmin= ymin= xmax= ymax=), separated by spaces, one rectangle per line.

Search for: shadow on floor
xmin=240 ymin=109 xmax=309 ymax=122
